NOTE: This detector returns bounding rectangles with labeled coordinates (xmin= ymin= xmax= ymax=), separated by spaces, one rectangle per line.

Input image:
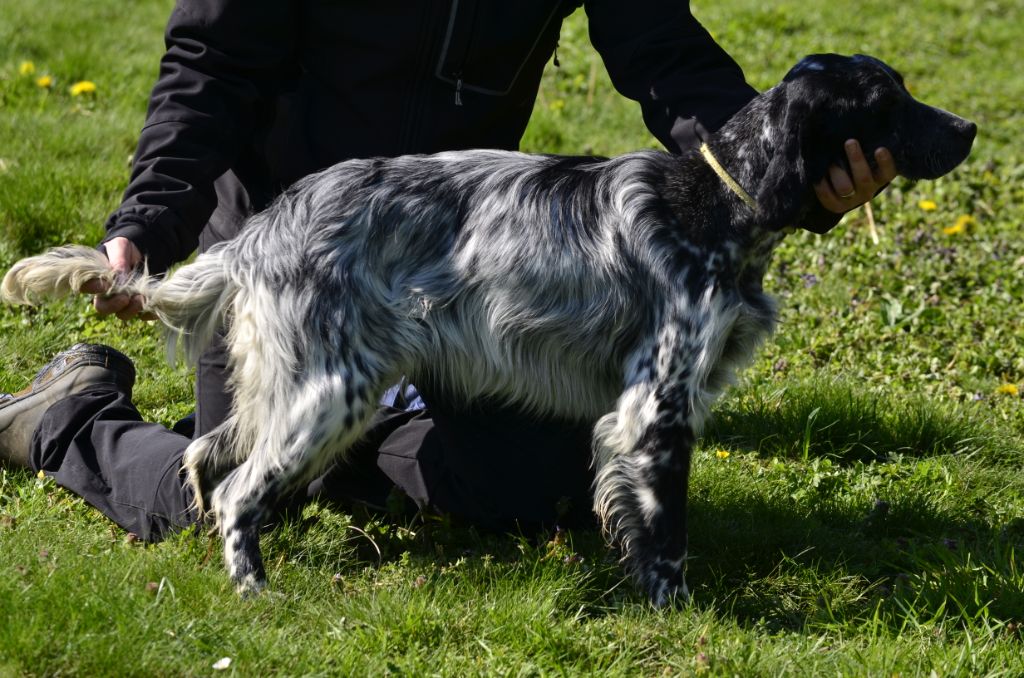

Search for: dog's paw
xmin=233 ymin=572 xmax=267 ymax=598
xmin=648 ymin=579 xmax=690 ymax=608
xmin=223 ymin=525 xmax=267 ymax=597
xmin=637 ymin=557 xmax=690 ymax=608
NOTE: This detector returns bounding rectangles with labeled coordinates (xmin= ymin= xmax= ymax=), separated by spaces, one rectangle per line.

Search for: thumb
xmin=79 ymin=237 xmax=143 ymax=295
xmin=104 ymin=236 xmax=143 ymax=276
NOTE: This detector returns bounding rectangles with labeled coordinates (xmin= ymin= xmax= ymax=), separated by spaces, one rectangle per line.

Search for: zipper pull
xmin=454 ymin=77 xmax=463 ymax=106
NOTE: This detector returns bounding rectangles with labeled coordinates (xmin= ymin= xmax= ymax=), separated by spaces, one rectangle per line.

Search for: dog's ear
xmin=755 ymin=92 xmax=821 ymax=230
xmin=756 ymin=80 xmax=852 ymax=232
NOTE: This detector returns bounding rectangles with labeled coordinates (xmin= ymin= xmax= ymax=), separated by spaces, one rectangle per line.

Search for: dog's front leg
xmin=593 ymin=334 xmax=700 ymax=607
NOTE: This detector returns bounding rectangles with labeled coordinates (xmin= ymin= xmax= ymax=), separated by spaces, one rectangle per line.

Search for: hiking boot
xmin=0 ymin=344 xmax=136 ymax=468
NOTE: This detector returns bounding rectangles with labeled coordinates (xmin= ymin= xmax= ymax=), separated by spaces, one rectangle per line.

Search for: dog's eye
xmin=877 ymin=94 xmax=899 ymax=111
xmin=873 ymin=86 xmax=904 ymax=112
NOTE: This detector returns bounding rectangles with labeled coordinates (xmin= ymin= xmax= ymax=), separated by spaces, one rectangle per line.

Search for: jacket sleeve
xmin=103 ymin=1 xmax=296 ymax=274
xmin=584 ymin=0 xmax=757 ymax=153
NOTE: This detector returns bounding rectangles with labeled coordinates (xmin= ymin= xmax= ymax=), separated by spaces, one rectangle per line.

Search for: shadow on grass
xmin=704 ymin=380 xmax=1021 ymax=465
xmin=11 ymin=378 xmax=1017 ymax=637
xmin=693 ymin=382 xmax=1022 ymax=630
xmin=262 ymin=476 xmax=1023 ymax=637
xmin=685 ymin=489 xmax=1024 ymax=633
xmin=258 ymin=380 xmax=1024 ymax=632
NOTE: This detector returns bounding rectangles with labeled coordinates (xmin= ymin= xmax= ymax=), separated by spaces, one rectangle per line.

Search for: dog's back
xmin=215 ymin=150 xmax=678 ymax=419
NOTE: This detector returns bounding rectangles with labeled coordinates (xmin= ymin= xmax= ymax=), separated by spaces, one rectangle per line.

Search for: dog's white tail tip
xmin=1 ymin=245 xmax=117 ymax=306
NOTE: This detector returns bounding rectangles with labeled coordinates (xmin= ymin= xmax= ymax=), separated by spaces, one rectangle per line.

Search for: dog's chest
xmin=697 ymin=283 xmax=777 ymax=402
xmin=724 ymin=295 xmax=775 ymax=360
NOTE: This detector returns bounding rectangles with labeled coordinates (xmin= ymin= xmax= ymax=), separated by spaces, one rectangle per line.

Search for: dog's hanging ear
xmin=754 ymin=75 xmax=844 ymax=232
xmin=755 ymin=92 xmax=819 ymax=230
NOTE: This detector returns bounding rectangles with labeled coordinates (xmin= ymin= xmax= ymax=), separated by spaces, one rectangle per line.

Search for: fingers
xmin=93 ymin=292 xmax=146 ymax=320
xmin=828 ymin=160 xmax=856 ymax=199
xmin=104 ymin=236 xmax=143 ymax=275
xmin=816 ymin=140 xmax=896 ymax=214
xmin=845 ymin=139 xmax=875 ymax=191
xmin=85 ymin=236 xmax=150 ymax=320
xmin=81 ymin=278 xmax=110 ymax=295
xmin=78 ymin=236 xmax=142 ymax=295
xmin=815 ymin=176 xmax=847 ymax=214
xmin=874 ymin=146 xmax=897 ymax=184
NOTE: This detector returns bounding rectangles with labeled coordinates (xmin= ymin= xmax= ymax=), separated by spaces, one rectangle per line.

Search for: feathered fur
xmin=1 ymin=54 xmax=975 ymax=605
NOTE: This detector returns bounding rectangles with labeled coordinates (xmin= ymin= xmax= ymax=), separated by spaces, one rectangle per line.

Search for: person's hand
xmin=814 ymin=139 xmax=896 ymax=213
xmin=80 ymin=236 xmax=149 ymax=320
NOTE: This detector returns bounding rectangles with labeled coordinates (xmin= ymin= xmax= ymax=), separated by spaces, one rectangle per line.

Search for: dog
xmin=1 ymin=54 xmax=975 ymax=605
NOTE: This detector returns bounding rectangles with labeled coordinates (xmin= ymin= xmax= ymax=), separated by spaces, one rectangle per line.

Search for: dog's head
xmin=752 ymin=53 xmax=976 ymax=232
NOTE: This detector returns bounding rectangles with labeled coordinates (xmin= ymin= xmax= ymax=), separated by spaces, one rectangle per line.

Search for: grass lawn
xmin=1 ymin=0 xmax=1023 ymax=675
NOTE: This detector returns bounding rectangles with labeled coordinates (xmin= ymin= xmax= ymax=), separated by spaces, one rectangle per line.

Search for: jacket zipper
xmin=436 ymin=0 xmax=564 ymax=103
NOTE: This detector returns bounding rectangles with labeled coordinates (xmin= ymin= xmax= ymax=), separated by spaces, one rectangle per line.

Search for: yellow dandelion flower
xmin=995 ymin=383 xmax=1019 ymax=397
xmin=918 ymin=199 xmax=938 ymax=211
xmin=36 ymin=75 xmax=53 ymax=88
xmin=36 ymin=469 xmax=46 ymax=479
xmin=69 ymin=80 xmax=97 ymax=96
xmin=943 ymin=214 xmax=975 ymax=236
xmin=715 ymin=450 xmax=730 ymax=459
xmin=19 ymin=60 xmax=35 ymax=76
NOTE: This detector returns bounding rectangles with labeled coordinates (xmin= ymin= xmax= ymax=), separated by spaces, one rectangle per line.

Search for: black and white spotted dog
xmin=2 ymin=54 xmax=975 ymax=605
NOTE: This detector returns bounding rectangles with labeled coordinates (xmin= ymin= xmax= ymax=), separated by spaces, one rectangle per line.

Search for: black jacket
xmin=104 ymin=0 xmax=758 ymax=274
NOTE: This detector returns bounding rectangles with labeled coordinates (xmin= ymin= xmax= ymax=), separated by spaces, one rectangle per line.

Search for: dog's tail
xmin=1 ymin=246 xmax=122 ymax=306
xmin=1 ymin=244 xmax=235 ymax=364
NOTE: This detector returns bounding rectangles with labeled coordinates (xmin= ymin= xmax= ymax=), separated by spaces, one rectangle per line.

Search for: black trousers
xmin=28 ymin=337 xmax=597 ymax=542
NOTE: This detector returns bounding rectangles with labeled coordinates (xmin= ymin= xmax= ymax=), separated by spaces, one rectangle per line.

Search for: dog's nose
xmin=959 ymin=119 xmax=978 ymax=141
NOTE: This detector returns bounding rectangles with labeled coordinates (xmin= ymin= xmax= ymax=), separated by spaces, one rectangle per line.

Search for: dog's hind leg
xmin=210 ymin=368 xmax=382 ymax=595
xmin=182 ymin=417 xmax=247 ymax=514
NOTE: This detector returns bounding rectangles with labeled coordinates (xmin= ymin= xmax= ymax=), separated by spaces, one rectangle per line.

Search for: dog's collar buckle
xmin=699 ymin=143 xmax=757 ymax=211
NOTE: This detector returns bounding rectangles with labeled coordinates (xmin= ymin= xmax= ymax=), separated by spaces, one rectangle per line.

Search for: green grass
xmin=2 ymin=0 xmax=1023 ymax=675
